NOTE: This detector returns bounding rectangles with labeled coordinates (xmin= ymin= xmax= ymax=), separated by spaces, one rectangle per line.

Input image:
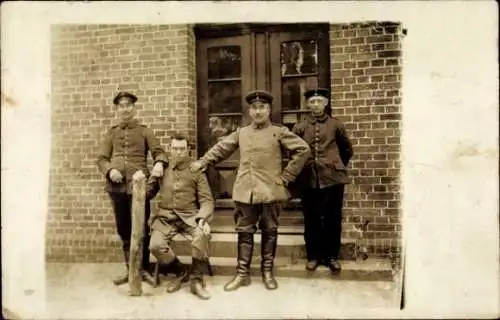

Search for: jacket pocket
xmin=325 ymin=159 xmax=346 ymax=171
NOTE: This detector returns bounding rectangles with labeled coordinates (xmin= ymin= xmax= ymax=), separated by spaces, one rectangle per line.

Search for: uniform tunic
xmin=200 ymin=122 xmax=311 ymax=204
xmin=147 ymin=159 xmax=214 ymax=262
xmin=199 ymin=121 xmax=310 ymax=233
xmin=97 ymin=119 xmax=168 ymax=194
xmin=292 ymin=113 xmax=353 ymax=189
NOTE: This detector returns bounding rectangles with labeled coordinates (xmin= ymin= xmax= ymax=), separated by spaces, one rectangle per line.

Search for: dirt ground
xmin=23 ymin=262 xmax=402 ymax=319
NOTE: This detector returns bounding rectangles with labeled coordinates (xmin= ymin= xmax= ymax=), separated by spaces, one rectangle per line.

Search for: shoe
xmin=223 ymin=232 xmax=253 ymax=292
xmin=305 ymin=260 xmax=319 ymax=271
xmin=327 ymin=259 xmax=342 ymax=274
xmin=141 ymin=270 xmax=157 ymax=287
xmin=113 ymin=248 xmax=130 ymax=286
xmin=166 ymin=258 xmax=189 ymax=293
xmin=112 ymin=271 xmax=129 ymax=286
xmin=191 ymin=279 xmax=211 ymax=300
xmin=261 ymin=230 xmax=278 ymax=290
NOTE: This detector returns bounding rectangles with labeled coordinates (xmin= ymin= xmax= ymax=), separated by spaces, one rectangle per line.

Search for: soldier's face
xmin=248 ymin=102 xmax=271 ymax=124
xmin=170 ymin=139 xmax=189 ymax=163
xmin=117 ymin=98 xmax=136 ymax=122
xmin=307 ymin=96 xmax=328 ymax=115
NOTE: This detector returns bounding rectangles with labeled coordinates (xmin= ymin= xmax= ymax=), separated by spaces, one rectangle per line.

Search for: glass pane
xmin=281 ymin=113 xmax=310 ymax=130
xmin=207 ymin=46 xmax=241 ymax=79
xmin=281 ymin=40 xmax=318 ymax=76
xmin=282 ymin=76 xmax=318 ymax=111
xmin=206 ymin=115 xmax=241 ymax=147
xmin=208 ymin=81 xmax=241 ymax=113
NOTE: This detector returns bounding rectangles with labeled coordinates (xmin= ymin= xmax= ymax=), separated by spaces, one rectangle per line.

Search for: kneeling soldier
xmin=147 ymin=134 xmax=214 ymax=300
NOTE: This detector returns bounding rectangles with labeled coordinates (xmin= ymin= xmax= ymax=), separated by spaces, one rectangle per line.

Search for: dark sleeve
xmin=146 ymin=176 xmax=161 ymax=200
xmin=292 ymin=122 xmax=305 ymax=138
xmin=144 ymin=127 xmax=168 ymax=165
xmin=336 ymin=122 xmax=354 ymax=166
xmin=96 ymin=128 xmax=114 ymax=178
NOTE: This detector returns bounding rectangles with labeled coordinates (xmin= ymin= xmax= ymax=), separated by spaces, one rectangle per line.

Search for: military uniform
xmin=198 ymin=90 xmax=311 ymax=290
xmin=96 ymin=92 xmax=167 ymax=284
xmin=146 ymin=159 xmax=214 ymax=299
xmin=292 ymin=88 xmax=354 ymax=271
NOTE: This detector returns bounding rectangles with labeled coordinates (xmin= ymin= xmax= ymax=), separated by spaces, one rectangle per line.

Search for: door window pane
xmin=206 ymin=115 xmax=241 ymax=147
xmin=208 ymin=46 xmax=242 ymax=79
xmin=208 ymin=81 xmax=241 ymax=113
xmin=282 ymin=76 xmax=318 ymax=111
xmin=281 ymin=40 xmax=318 ymax=76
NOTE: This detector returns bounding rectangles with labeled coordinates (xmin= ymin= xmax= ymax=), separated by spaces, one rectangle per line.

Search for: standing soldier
xmin=292 ymin=88 xmax=354 ymax=273
xmin=190 ymin=90 xmax=310 ymax=291
xmin=97 ymin=91 xmax=168 ymax=286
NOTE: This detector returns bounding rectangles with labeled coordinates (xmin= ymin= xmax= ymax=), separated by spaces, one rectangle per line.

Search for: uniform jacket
xmin=96 ymin=119 xmax=167 ymax=194
xmin=292 ymin=113 xmax=354 ymax=189
xmin=146 ymin=159 xmax=214 ymax=231
xmin=200 ymin=121 xmax=311 ymax=204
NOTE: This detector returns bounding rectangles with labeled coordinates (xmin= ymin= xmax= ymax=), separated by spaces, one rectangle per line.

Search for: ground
xmin=26 ymin=262 xmax=404 ymax=319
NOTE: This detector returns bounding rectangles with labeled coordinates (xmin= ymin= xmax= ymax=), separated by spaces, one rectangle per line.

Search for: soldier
xmin=146 ymin=133 xmax=214 ymax=300
xmin=292 ymin=88 xmax=354 ymax=273
xmin=97 ymin=91 xmax=167 ymax=286
xmin=190 ymin=90 xmax=311 ymax=291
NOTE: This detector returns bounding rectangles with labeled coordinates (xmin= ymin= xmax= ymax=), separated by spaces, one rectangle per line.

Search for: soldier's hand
xmin=151 ymin=162 xmax=164 ymax=177
xmin=132 ymin=170 xmax=146 ymax=182
xmin=197 ymin=219 xmax=211 ymax=235
xmin=109 ymin=169 xmax=123 ymax=183
xmin=281 ymin=177 xmax=291 ymax=187
xmin=190 ymin=160 xmax=207 ymax=173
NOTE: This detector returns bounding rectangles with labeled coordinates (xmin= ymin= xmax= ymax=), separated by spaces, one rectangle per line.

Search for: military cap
xmin=113 ymin=91 xmax=138 ymax=105
xmin=304 ymin=88 xmax=330 ymax=100
xmin=245 ymin=90 xmax=274 ymax=105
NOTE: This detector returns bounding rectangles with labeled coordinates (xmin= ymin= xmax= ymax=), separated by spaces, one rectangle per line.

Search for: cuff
xmin=281 ymin=170 xmax=295 ymax=184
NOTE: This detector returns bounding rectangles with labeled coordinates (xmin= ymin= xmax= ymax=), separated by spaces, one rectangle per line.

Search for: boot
xmin=113 ymin=248 xmax=130 ymax=286
xmin=165 ymin=257 xmax=189 ymax=293
xmin=224 ymin=232 xmax=253 ymax=291
xmin=261 ymin=229 xmax=278 ymax=290
xmin=190 ymin=258 xmax=211 ymax=300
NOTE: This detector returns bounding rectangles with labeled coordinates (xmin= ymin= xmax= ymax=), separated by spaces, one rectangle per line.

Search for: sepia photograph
xmin=2 ymin=1 xmax=498 ymax=319
xmin=45 ymin=20 xmax=405 ymax=317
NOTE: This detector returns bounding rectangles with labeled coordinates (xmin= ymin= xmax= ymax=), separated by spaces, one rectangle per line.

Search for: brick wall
xmin=47 ymin=22 xmax=402 ymax=262
xmin=329 ymin=22 xmax=402 ymax=258
xmin=47 ymin=24 xmax=196 ymax=262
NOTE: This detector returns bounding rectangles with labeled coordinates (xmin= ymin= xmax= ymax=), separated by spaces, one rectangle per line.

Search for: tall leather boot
xmin=190 ymin=258 xmax=211 ymax=300
xmin=261 ymin=229 xmax=278 ymax=290
xmin=113 ymin=248 xmax=130 ymax=286
xmin=165 ymin=257 xmax=189 ymax=293
xmin=224 ymin=232 xmax=254 ymax=291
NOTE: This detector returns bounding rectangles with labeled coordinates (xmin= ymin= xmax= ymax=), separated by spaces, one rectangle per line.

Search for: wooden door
xmin=196 ymin=24 xmax=330 ymax=205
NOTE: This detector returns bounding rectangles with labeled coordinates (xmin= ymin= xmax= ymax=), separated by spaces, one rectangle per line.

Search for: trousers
xmin=233 ymin=201 xmax=281 ymax=233
xmin=109 ymin=192 xmax=151 ymax=270
xmin=149 ymin=218 xmax=210 ymax=265
xmin=301 ymin=184 xmax=345 ymax=261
